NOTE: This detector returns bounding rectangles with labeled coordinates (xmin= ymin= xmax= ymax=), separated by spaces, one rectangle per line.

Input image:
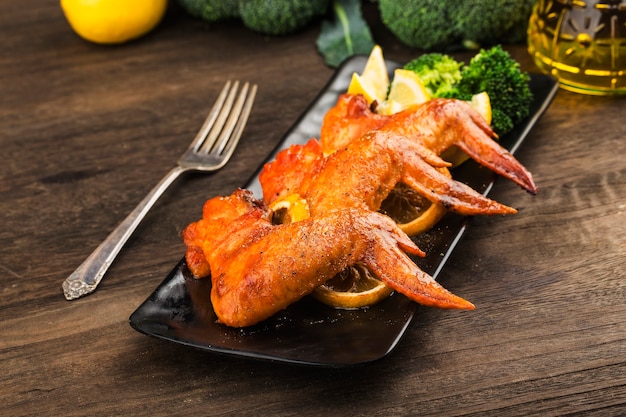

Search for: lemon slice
xmin=398 ymin=201 xmax=447 ymax=236
xmin=312 ymin=264 xmax=393 ymax=309
xmin=268 ymin=193 xmax=310 ymax=225
xmin=347 ymin=45 xmax=390 ymax=105
xmin=381 ymin=69 xmax=431 ymax=114
xmin=379 ymin=181 xmax=448 ymax=237
xmin=470 ymin=91 xmax=492 ymax=125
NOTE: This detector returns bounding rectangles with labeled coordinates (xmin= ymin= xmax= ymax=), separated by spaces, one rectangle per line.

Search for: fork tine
xmin=223 ymin=84 xmax=257 ymax=162
xmin=198 ymin=81 xmax=241 ymax=154
xmin=213 ymin=82 xmax=256 ymax=155
xmin=189 ymin=80 xmax=233 ymax=152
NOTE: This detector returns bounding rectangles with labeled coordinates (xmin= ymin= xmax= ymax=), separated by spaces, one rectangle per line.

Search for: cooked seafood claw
xmin=183 ymin=189 xmax=473 ymax=328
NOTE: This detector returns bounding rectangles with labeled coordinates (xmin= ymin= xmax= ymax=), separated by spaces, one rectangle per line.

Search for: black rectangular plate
xmin=129 ymin=55 xmax=559 ymax=367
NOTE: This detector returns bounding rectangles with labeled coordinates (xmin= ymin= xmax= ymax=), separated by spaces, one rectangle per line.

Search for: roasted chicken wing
xmin=183 ymin=189 xmax=473 ymax=327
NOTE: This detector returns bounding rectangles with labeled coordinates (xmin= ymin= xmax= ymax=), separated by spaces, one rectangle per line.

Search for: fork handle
xmin=62 ymin=166 xmax=185 ymax=300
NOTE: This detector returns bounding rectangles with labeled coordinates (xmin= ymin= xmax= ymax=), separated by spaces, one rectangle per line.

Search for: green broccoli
xmin=455 ymin=46 xmax=533 ymax=136
xmin=403 ymin=53 xmax=463 ymax=97
xmin=176 ymin=0 xmax=331 ymax=36
xmin=403 ymin=46 xmax=533 ymax=136
xmin=379 ymin=0 xmax=454 ymax=51
xmin=240 ymin=0 xmax=330 ymax=36
xmin=176 ymin=0 xmax=239 ymax=22
xmin=451 ymin=0 xmax=537 ymax=49
xmin=378 ymin=0 xmax=536 ymax=51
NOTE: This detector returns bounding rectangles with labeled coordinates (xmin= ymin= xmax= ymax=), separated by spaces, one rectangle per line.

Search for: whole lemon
xmin=60 ymin=0 xmax=168 ymax=44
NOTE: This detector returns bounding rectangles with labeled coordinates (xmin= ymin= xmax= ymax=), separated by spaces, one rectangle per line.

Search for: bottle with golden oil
xmin=527 ymin=0 xmax=626 ymax=95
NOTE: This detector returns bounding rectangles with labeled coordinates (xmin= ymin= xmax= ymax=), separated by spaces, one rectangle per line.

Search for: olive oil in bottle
xmin=527 ymin=0 xmax=626 ymax=95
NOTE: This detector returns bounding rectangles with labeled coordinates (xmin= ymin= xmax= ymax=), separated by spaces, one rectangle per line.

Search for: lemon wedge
xmin=382 ymin=69 xmax=431 ymax=114
xmin=347 ymin=45 xmax=390 ymax=105
xmin=470 ymin=91 xmax=492 ymax=125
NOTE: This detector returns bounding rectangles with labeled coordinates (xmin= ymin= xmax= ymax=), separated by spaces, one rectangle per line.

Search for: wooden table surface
xmin=2 ymin=2 xmax=625 ymax=416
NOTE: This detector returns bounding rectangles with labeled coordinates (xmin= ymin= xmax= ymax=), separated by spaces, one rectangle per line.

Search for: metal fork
xmin=62 ymin=80 xmax=257 ymax=300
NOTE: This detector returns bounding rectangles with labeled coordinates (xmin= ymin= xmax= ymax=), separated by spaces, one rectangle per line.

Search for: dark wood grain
xmin=1 ymin=1 xmax=625 ymax=416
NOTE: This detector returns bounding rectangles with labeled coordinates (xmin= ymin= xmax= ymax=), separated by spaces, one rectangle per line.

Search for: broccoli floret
xmin=490 ymin=109 xmax=515 ymax=137
xmin=239 ymin=0 xmax=330 ymax=36
xmin=378 ymin=0 xmax=536 ymax=51
xmin=379 ymin=0 xmax=455 ymax=50
xmin=451 ymin=0 xmax=537 ymax=49
xmin=403 ymin=46 xmax=533 ymax=136
xmin=177 ymin=0 xmax=330 ymax=36
xmin=404 ymin=53 xmax=463 ymax=97
xmin=456 ymin=46 xmax=533 ymax=136
xmin=177 ymin=0 xmax=239 ymax=22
